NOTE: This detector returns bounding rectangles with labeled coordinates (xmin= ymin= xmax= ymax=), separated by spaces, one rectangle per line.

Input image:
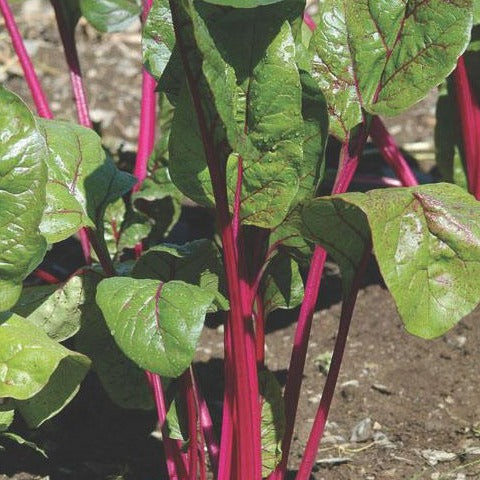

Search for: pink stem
xmin=370 ymin=116 xmax=418 ymax=187
xmin=181 ymin=371 xmax=198 ymax=480
xmin=453 ymin=56 xmax=480 ymax=199
xmin=146 ymin=372 xmax=188 ymax=479
xmin=33 ymin=269 xmax=60 ymax=284
xmin=294 ymin=246 xmax=371 ymax=480
xmin=0 ymin=0 xmax=52 ymax=118
xmin=303 ymin=12 xmax=316 ymax=32
xmin=270 ymin=126 xmax=369 ymax=480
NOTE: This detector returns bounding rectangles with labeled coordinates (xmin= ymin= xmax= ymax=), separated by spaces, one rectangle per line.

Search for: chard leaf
xmin=0 ymin=406 xmax=14 ymax=432
xmin=74 ymin=270 xmax=153 ymax=410
xmin=312 ymin=0 xmax=473 ymax=139
xmin=0 ymin=88 xmax=47 ymax=311
xmin=96 ymin=278 xmax=214 ymax=377
xmin=262 ymin=255 xmax=304 ymax=317
xmin=0 ymin=313 xmax=90 ymax=414
xmin=11 ymin=276 xmax=84 ymax=342
xmin=39 ymin=120 xmax=135 ymax=243
xmin=301 ymin=183 xmax=480 ymax=339
xmin=1 ymin=432 xmax=47 ymax=457
xmin=169 ymin=2 xmax=306 ymax=228
xmin=435 ymin=84 xmax=468 ymax=190
xmin=165 ymin=396 xmax=188 ymax=441
xmin=142 ymin=0 xmax=174 ymax=79
xmin=133 ymin=239 xmax=228 ymax=312
xmin=79 ymin=0 xmax=141 ymax=32
xmin=259 ymin=370 xmax=285 ymax=477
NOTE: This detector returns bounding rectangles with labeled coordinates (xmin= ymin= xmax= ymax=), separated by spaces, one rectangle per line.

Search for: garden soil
xmin=1 ymin=2 xmax=479 ymax=479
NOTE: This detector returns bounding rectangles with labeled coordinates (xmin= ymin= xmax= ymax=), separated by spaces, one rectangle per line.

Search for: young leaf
xmin=312 ymin=0 xmax=473 ymax=139
xmin=262 ymin=254 xmax=304 ymax=317
xmin=96 ymin=278 xmax=214 ymax=377
xmin=132 ymin=239 xmax=228 ymax=312
xmin=0 ymin=313 xmax=90 ymax=402
xmin=142 ymin=0 xmax=174 ymax=79
xmin=259 ymin=369 xmax=286 ymax=477
xmin=0 ymin=88 xmax=47 ymax=311
xmin=11 ymin=276 xmax=84 ymax=342
xmin=74 ymin=271 xmax=153 ymax=410
xmin=165 ymin=396 xmax=188 ymax=442
xmin=38 ymin=119 xmax=135 ymax=243
xmin=301 ymin=183 xmax=480 ymax=339
xmin=79 ymin=0 xmax=141 ymax=33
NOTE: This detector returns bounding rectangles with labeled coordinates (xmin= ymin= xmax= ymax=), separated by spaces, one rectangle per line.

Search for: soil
xmin=1 ymin=2 xmax=480 ymax=480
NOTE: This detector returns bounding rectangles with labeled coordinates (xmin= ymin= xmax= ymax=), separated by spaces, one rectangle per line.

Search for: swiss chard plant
xmin=1 ymin=0 xmax=480 ymax=479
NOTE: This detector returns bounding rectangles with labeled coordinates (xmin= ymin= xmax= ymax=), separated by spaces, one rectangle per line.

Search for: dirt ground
xmin=1 ymin=2 xmax=479 ymax=480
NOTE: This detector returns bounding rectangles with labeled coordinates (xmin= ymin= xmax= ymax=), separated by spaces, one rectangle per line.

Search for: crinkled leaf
xmin=96 ymin=278 xmax=214 ymax=377
xmin=75 ymin=271 xmax=153 ymax=410
xmin=0 ymin=432 xmax=47 ymax=457
xmin=11 ymin=276 xmax=84 ymax=342
xmin=262 ymin=254 xmax=304 ymax=317
xmin=142 ymin=0 xmax=174 ymax=79
xmin=475 ymin=0 xmax=480 ymax=23
xmin=169 ymin=2 xmax=305 ymax=228
xmin=15 ymin=353 xmax=90 ymax=428
xmin=259 ymin=369 xmax=285 ymax=477
xmin=79 ymin=0 xmax=141 ymax=32
xmin=133 ymin=240 xmax=228 ymax=312
xmin=301 ymin=183 xmax=480 ymax=338
xmin=435 ymin=84 xmax=468 ymax=190
xmin=312 ymin=0 xmax=473 ymax=139
xmin=38 ymin=119 xmax=135 ymax=242
xmin=0 ymin=313 xmax=90 ymax=403
xmin=0 ymin=87 xmax=47 ymax=311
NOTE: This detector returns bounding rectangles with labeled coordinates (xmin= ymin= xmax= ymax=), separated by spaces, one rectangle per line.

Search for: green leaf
xmin=11 ymin=277 xmax=84 ymax=342
xmin=301 ymin=183 xmax=480 ymax=339
xmin=435 ymin=83 xmax=468 ymax=190
xmin=142 ymin=0 xmax=174 ymax=79
xmin=169 ymin=2 xmax=306 ymax=228
xmin=79 ymin=0 xmax=141 ymax=32
xmin=133 ymin=240 xmax=228 ymax=312
xmin=262 ymin=254 xmax=304 ymax=317
xmin=0 ymin=405 xmax=14 ymax=432
xmin=165 ymin=396 xmax=188 ymax=441
xmin=312 ymin=0 xmax=473 ymax=139
xmin=203 ymin=0 xmax=285 ymax=6
xmin=259 ymin=370 xmax=285 ymax=477
xmin=1 ymin=432 xmax=47 ymax=457
xmin=0 ymin=313 xmax=90 ymax=404
xmin=38 ymin=119 xmax=135 ymax=243
xmin=475 ymin=0 xmax=480 ymax=23
xmin=75 ymin=271 xmax=153 ymax=410
xmin=96 ymin=278 xmax=214 ymax=377
xmin=0 ymin=87 xmax=47 ymax=311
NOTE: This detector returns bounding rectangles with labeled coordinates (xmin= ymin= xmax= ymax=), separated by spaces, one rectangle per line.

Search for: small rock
xmin=341 ymin=380 xmax=359 ymax=402
xmin=373 ymin=432 xmax=396 ymax=449
xmin=350 ymin=418 xmax=373 ymax=443
xmin=316 ymin=457 xmax=351 ymax=466
xmin=373 ymin=421 xmax=382 ymax=430
xmin=421 ymin=448 xmax=457 ymax=466
xmin=372 ymin=383 xmax=393 ymax=395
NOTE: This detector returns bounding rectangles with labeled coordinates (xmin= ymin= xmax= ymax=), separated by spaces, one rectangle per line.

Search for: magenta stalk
xmin=370 ymin=116 xmax=418 ymax=187
xmin=0 ymin=0 xmax=53 ymax=118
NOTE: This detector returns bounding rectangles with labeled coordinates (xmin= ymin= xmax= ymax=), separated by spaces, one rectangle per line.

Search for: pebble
xmin=421 ymin=448 xmax=457 ymax=466
xmin=340 ymin=379 xmax=359 ymax=402
xmin=371 ymin=383 xmax=393 ymax=395
xmin=316 ymin=456 xmax=351 ymax=466
xmin=350 ymin=417 xmax=374 ymax=443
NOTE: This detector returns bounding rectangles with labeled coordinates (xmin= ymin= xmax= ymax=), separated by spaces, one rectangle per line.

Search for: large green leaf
xmin=0 ymin=313 xmax=90 ymax=403
xmin=142 ymin=0 xmax=174 ymax=79
xmin=39 ymin=119 xmax=135 ymax=243
xmin=168 ymin=2 xmax=306 ymax=228
xmin=312 ymin=0 xmax=473 ymax=139
xmin=11 ymin=276 xmax=84 ymax=342
xmin=301 ymin=183 xmax=480 ymax=338
xmin=74 ymin=270 xmax=153 ymax=410
xmin=0 ymin=88 xmax=47 ymax=311
xmin=96 ymin=278 xmax=214 ymax=377
xmin=262 ymin=254 xmax=304 ymax=316
xmin=259 ymin=369 xmax=285 ymax=477
xmin=79 ymin=0 xmax=141 ymax=32
xmin=133 ymin=240 xmax=228 ymax=311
